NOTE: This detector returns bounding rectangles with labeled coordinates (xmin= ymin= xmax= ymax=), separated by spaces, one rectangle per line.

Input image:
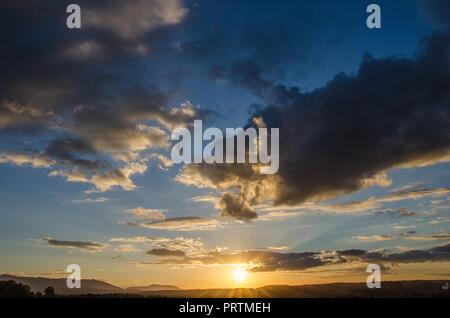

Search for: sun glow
xmin=232 ymin=267 xmax=248 ymax=283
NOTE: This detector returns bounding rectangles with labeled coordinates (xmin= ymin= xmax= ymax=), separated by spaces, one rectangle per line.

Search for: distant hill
xmin=139 ymin=280 xmax=450 ymax=298
xmin=1 ymin=276 xmax=449 ymax=298
xmin=127 ymin=284 xmax=181 ymax=292
xmin=0 ymin=274 xmax=123 ymax=295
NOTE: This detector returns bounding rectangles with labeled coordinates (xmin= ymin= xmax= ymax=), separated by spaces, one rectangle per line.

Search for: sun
xmin=232 ymin=268 xmax=248 ymax=283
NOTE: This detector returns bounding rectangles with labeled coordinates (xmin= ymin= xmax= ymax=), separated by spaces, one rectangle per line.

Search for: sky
xmin=0 ymin=0 xmax=450 ymax=289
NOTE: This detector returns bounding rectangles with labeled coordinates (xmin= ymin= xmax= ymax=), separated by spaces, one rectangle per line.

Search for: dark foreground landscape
xmin=1 ymin=275 xmax=449 ymax=298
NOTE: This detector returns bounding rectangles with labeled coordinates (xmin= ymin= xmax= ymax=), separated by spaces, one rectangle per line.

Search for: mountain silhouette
xmin=136 ymin=280 xmax=450 ymax=298
xmin=127 ymin=284 xmax=181 ymax=292
xmin=1 ymin=275 xmax=448 ymax=297
xmin=0 ymin=274 xmax=123 ymax=295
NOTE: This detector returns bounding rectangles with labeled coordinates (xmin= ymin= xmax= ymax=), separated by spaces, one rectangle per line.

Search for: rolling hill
xmin=0 ymin=274 xmax=123 ymax=295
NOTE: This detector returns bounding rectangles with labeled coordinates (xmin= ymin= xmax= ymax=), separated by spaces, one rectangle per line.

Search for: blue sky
xmin=0 ymin=0 xmax=449 ymax=288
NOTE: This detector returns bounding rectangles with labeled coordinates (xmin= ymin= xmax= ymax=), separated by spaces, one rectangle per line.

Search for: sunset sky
xmin=0 ymin=0 xmax=449 ymax=289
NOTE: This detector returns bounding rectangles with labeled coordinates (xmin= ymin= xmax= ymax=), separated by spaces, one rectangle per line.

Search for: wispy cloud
xmin=354 ymin=235 xmax=395 ymax=241
xmin=125 ymin=207 xmax=166 ymax=220
xmin=110 ymin=236 xmax=205 ymax=257
xmin=128 ymin=217 xmax=224 ymax=231
xmin=41 ymin=237 xmax=105 ymax=252
xmin=71 ymin=197 xmax=110 ymax=204
xmin=380 ymin=188 xmax=450 ymax=203
xmin=147 ymin=248 xmax=186 ymax=257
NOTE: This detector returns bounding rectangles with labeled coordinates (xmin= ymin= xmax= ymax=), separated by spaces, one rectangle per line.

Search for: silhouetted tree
xmin=44 ymin=286 xmax=55 ymax=298
xmin=0 ymin=280 xmax=35 ymax=298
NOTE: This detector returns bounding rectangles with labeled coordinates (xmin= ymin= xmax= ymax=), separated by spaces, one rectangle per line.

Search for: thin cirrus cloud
xmin=253 ymin=186 xmax=450 ymax=220
xmin=379 ymin=187 xmax=450 ymax=202
xmin=41 ymin=238 xmax=105 ymax=252
xmin=125 ymin=207 xmax=166 ymax=220
xmin=127 ymin=217 xmax=223 ymax=232
xmin=70 ymin=197 xmax=111 ymax=204
xmin=354 ymin=231 xmax=450 ymax=242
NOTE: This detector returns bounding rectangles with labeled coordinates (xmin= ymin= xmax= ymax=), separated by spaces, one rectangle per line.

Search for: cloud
xmin=354 ymin=235 xmax=395 ymax=242
xmin=148 ymin=153 xmax=174 ymax=170
xmin=380 ymin=187 xmax=450 ymax=202
xmin=45 ymin=137 xmax=102 ymax=170
xmin=429 ymin=216 xmax=450 ymax=225
xmin=154 ymin=243 xmax=450 ymax=272
xmin=417 ymin=0 xmax=450 ymax=30
xmin=375 ymin=208 xmax=417 ymax=217
xmin=254 ymin=198 xmax=382 ymax=220
xmin=5 ymin=99 xmax=197 ymax=192
xmin=301 ymin=197 xmax=380 ymax=214
xmin=110 ymin=236 xmax=160 ymax=243
xmin=88 ymin=162 xmax=148 ymax=192
xmin=114 ymin=244 xmax=139 ymax=253
xmin=177 ymin=32 xmax=450 ymax=215
xmin=0 ymin=100 xmax=51 ymax=129
xmin=63 ymin=40 xmax=103 ymax=60
xmin=338 ymin=243 xmax=450 ymax=264
xmin=147 ymin=248 xmax=186 ymax=257
xmin=84 ymin=0 xmax=187 ymax=39
xmin=216 ymin=192 xmax=258 ymax=221
xmin=110 ymin=236 xmax=204 ymax=257
xmin=41 ymin=238 xmax=104 ymax=251
xmin=191 ymin=194 xmax=220 ymax=204
xmin=266 ymin=246 xmax=290 ymax=251
xmin=406 ymin=233 xmax=450 ymax=241
xmin=0 ymin=152 xmax=54 ymax=168
xmin=256 ymin=210 xmax=304 ymax=221
xmin=70 ymin=197 xmax=110 ymax=204
xmin=126 ymin=207 xmax=166 ymax=220
xmin=0 ymin=1 xmax=202 ymax=193
xmin=354 ymin=231 xmax=450 ymax=242
xmin=128 ymin=217 xmax=223 ymax=231
xmin=354 ymin=231 xmax=418 ymax=242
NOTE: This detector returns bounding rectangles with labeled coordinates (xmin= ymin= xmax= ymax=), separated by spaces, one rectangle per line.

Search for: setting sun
xmin=232 ymin=268 xmax=248 ymax=283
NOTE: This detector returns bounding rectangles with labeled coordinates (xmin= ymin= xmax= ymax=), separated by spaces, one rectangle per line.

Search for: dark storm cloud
xmin=417 ymin=0 xmax=450 ymax=30
xmin=0 ymin=0 xmax=202 ymax=192
xmin=0 ymin=0 xmax=335 ymax=195
xmin=176 ymin=1 xmax=314 ymax=77
xmin=179 ymin=32 xmax=450 ymax=207
xmin=216 ymin=192 xmax=258 ymax=222
xmin=42 ymin=238 xmax=104 ymax=251
xmin=255 ymin=32 xmax=450 ymax=206
xmin=147 ymin=248 xmax=186 ymax=257
xmin=45 ymin=137 xmax=103 ymax=170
